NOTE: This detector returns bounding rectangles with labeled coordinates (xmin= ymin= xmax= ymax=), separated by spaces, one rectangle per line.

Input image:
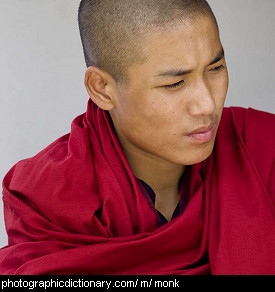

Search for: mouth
xmin=187 ymin=122 xmax=217 ymax=143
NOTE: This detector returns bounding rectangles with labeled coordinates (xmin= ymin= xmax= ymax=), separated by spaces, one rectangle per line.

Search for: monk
xmin=0 ymin=0 xmax=274 ymax=275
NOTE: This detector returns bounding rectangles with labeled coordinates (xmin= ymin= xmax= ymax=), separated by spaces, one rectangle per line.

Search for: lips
xmin=187 ymin=122 xmax=217 ymax=143
xmin=189 ymin=122 xmax=217 ymax=135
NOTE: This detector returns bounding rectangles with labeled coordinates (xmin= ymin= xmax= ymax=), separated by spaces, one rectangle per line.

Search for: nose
xmin=188 ymin=78 xmax=216 ymax=116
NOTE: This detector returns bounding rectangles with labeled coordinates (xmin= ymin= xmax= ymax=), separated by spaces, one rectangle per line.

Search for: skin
xmin=84 ymin=15 xmax=229 ymax=221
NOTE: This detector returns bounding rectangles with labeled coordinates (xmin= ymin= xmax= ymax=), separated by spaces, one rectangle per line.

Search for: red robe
xmin=1 ymin=99 xmax=274 ymax=275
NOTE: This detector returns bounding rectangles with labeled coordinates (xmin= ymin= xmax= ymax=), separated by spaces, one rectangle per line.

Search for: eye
xmin=164 ymin=80 xmax=185 ymax=89
xmin=210 ymin=65 xmax=225 ymax=72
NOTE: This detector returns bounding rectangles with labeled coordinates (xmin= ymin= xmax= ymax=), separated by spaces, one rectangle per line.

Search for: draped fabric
xmin=0 ymin=99 xmax=274 ymax=275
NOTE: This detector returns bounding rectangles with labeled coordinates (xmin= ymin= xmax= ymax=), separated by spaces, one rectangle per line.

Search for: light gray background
xmin=0 ymin=0 xmax=274 ymax=248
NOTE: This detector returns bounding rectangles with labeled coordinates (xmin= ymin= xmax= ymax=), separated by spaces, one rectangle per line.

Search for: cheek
xmin=221 ymin=70 xmax=229 ymax=95
xmin=123 ymin=98 xmax=184 ymax=144
xmin=114 ymin=84 xmax=189 ymax=149
xmin=213 ymin=73 xmax=229 ymax=107
xmin=143 ymin=98 xmax=186 ymax=134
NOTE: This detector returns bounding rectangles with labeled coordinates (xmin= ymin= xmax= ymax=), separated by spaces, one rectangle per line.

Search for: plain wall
xmin=0 ymin=0 xmax=274 ymax=248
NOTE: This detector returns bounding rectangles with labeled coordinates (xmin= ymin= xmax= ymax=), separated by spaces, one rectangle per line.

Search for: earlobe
xmin=84 ymin=66 xmax=115 ymax=111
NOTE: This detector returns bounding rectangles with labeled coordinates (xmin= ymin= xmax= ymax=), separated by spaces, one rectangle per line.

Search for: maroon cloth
xmin=0 ymin=99 xmax=274 ymax=275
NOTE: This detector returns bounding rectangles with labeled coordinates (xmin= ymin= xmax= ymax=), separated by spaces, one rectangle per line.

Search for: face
xmin=110 ymin=16 xmax=229 ymax=166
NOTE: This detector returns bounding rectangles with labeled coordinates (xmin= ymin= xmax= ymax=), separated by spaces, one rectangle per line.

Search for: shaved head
xmin=78 ymin=0 xmax=218 ymax=84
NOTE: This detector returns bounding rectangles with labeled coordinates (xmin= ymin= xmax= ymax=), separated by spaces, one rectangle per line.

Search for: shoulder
xmin=219 ymin=106 xmax=275 ymax=196
xmin=2 ymin=111 xmax=97 ymax=233
xmin=2 ymin=112 xmax=89 ymax=204
xmin=222 ymin=106 xmax=275 ymax=149
xmin=2 ymin=132 xmax=71 ymax=203
xmin=221 ymin=106 xmax=274 ymax=131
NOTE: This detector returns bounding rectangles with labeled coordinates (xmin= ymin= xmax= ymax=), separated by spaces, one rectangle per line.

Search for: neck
xmin=116 ymin=131 xmax=186 ymax=196
xmin=115 ymin=128 xmax=186 ymax=222
xmin=134 ymin=155 xmax=185 ymax=195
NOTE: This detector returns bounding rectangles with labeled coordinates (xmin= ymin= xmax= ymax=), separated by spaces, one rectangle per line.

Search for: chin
xmin=174 ymin=141 xmax=215 ymax=166
xmin=193 ymin=145 xmax=215 ymax=165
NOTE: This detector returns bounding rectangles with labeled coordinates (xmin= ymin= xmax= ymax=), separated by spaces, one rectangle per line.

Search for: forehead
xmin=128 ymin=16 xmax=222 ymax=80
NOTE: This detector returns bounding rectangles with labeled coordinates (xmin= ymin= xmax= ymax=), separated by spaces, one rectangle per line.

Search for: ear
xmin=84 ymin=66 xmax=116 ymax=111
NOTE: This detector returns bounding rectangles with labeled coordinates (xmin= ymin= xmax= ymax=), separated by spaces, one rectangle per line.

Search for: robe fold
xmin=0 ymin=99 xmax=274 ymax=275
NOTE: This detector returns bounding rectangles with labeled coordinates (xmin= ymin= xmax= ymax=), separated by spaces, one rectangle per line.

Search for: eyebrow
xmin=154 ymin=48 xmax=225 ymax=78
xmin=208 ymin=48 xmax=225 ymax=66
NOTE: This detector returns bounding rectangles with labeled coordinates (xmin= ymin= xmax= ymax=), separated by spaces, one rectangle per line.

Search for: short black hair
xmin=78 ymin=0 xmax=218 ymax=84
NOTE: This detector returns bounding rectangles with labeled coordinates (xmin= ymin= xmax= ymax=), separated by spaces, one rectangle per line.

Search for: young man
xmin=0 ymin=0 xmax=274 ymax=275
